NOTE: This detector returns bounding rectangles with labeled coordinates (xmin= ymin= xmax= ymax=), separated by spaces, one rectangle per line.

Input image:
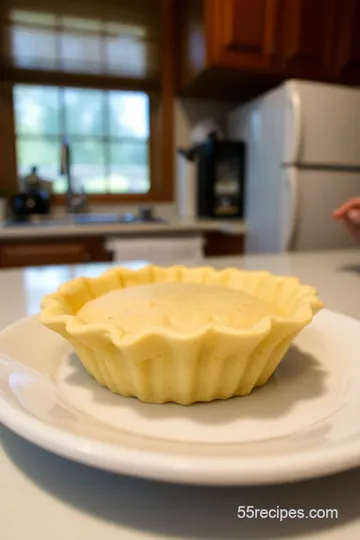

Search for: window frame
xmin=2 ymin=79 xmax=172 ymax=203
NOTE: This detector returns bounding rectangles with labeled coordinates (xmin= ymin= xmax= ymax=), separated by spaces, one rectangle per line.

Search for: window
xmin=4 ymin=6 xmax=161 ymax=81
xmin=13 ymin=84 xmax=150 ymax=194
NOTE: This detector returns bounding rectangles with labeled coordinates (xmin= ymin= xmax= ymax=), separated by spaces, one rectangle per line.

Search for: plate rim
xmin=1 ymin=310 xmax=360 ymax=486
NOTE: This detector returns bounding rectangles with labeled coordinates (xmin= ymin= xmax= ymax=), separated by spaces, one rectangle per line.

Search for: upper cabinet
xmin=176 ymin=0 xmax=360 ymax=98
xmin=206 ymin=0 xmax=279 ymax=71
xmin=334 ymin=0 xmax=360 ymax=83
xmin=280 ymin=0 xmax=337 ymax=78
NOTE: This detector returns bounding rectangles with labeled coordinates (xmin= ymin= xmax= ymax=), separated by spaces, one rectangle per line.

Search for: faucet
xmin=60 ymin=137 xmax=88 ymax=214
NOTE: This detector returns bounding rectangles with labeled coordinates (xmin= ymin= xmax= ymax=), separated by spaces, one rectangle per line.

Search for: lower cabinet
xmin=204 ymin=232 xmax=244 ymax=257
xmin=0 ymin=232 xmax=245 ymax=268
xmin=0 ymin=237 xmax=111 ymax=268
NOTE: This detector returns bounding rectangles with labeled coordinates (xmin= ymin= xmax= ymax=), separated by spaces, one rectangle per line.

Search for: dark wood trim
xmin=159 ymin=0 xmax=175 ymax=202
xmin=0 ymin=82 xmax=17 ymax=193
xmin=3 ymin=68 xmax=161 ymax=93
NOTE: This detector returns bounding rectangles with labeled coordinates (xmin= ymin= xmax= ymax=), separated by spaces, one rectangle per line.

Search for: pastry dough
xmin=39 ymin=265 xmax=323 ymax=405
xmin=78 ymin=282 xmax=282 ymax=334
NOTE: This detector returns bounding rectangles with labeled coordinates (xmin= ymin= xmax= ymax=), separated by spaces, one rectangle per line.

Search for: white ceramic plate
xmin=0 ymin=310 xmax=360 ymax=486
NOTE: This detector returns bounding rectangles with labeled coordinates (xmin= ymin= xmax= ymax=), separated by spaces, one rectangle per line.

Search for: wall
xmin=174 ymin=97 xmax=235 ymax=149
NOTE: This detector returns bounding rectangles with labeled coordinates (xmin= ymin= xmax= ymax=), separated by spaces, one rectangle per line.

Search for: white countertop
xmin=0 ymin=218 xmax=246 ymax=240
xmin=1 ymin=249 xmax=360 ymax=540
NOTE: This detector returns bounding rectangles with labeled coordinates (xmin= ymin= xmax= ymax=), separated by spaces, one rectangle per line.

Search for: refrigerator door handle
xmin=284 ymin=167 xmax=299 ymax=250
xmin=290 ymin=88 xmax=302 ymax=163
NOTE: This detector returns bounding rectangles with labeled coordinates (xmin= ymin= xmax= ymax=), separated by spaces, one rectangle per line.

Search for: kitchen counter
xmin=1 ymin=249 xmax=360 ymax=540
xmin=0 ymin=217 xmax=246 ymax=240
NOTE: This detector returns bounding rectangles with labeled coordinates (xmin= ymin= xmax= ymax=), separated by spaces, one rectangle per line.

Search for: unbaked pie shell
xmin=39 ymin=265 xmax=323 ymax=405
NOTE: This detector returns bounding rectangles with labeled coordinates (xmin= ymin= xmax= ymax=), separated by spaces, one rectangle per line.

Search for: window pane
xmin=105 ymin=36 xmax=147 ymax=78
xmin=109 ymin=141 xmax=149 ymax=193
xmin=16 ymin=138 xmax=61 ymax=185
xmin=60 ymin=33 xmax=102 ymax=73
xmin=53 ymin=177 xmax=68 ymax=194
xmin=109 ymin=91 xmax=149 ymax=138
xmin=14 ymin=85 xmax=153 ymax=195
xmin=71 ymin=140 xmax=106 ymax=193
xmin=14 ymin=85 xmax=60 ymax=136
xmin=11 ymin=26 xmax=57 ymax=70
xmin=64 ymin=88 xmax=104 ymax=136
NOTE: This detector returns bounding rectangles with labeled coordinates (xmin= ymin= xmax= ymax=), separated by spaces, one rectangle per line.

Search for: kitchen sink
xmin=4 ymin=213 xmax=166 ymax=227
xmin=72 ymin=213 xmax=165 ymax=225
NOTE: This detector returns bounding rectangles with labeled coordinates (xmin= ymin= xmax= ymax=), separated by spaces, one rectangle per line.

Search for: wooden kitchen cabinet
xmin=206 ymin=0 xmax=279 ymax=71
xmin=279 ymin=0 xmax=337 ymax=79
xmin=0 ymin=237 xmax=111 ymax=268
xmin=176 ymin=0 xmax=360 ymax=99
xmin=176 ymin=0 xmax=282 ymax=97
xmin=204 ymin=231 xmax=244 ymax=257
xmin=333 ymin=0 xmax=360 ymax=83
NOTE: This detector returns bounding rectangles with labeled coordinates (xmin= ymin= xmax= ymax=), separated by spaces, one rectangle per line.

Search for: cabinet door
xmin=207 ymin=0 xmax=279 ymax=70
xmin=335 ymin=0 xmax=360 ymax=83
xmin=0 ymin=241 xmax=91 ymax=268
xmin=204 ymin=232 xmax=244 ymax=257
xmin=281 ymin=0 xmax=337 ymax=78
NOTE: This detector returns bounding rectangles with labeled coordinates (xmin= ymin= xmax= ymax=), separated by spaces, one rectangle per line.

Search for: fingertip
xmin=348 ymin=208 xmax=360 ymax=224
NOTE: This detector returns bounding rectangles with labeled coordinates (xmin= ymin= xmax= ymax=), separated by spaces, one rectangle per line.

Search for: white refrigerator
xmin=228 ymin=80 xmax=360 ymax=253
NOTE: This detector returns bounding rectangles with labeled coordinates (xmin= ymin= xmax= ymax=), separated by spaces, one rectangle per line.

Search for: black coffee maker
xmin=10 ymin=166 xmax=51 ymax=221
xmin=179 ymin=133 xmax=246 ymax=219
